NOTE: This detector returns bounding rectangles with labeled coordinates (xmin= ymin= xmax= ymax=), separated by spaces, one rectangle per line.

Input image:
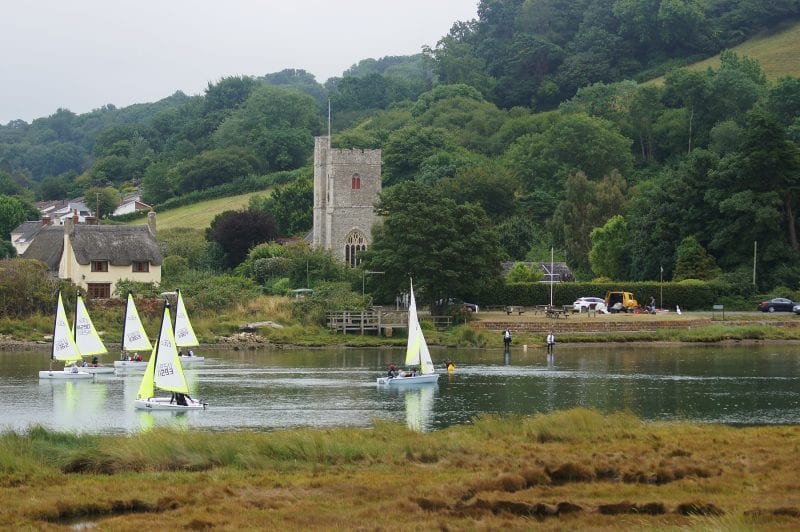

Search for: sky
xmin=0 ymin=0 xmax=478 ymax=125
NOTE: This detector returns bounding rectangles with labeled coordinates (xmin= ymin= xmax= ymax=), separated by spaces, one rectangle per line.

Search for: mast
xmin=121 ymin=291 xmax=131 ymax=352
xmin=50 ymin=291 xmax=61 ymax=362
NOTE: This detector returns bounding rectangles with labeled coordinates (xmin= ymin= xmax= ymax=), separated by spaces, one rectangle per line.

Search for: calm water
xmin=1 ymin=344 xmax=798 ymax=434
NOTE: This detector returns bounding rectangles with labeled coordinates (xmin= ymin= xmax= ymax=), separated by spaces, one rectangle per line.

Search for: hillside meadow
xmin=132 ymin=189 xmax=270 ymax=231
xmin=650 ymin=19 xmax=800 ymax=83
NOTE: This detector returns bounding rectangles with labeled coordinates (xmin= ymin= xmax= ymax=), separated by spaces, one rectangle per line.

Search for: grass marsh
xmin=2 ymin=409 xmax=799 ymax=530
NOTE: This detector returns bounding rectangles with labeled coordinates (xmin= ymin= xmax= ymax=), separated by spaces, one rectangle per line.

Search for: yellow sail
xmin=73 ymin=295 xmax=107 ymax=357
xmin=137 ymin=304 xmax=191 ymax=399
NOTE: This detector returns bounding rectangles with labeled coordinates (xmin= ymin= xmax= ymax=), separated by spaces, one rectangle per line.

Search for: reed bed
xmin=2 ymin=409 xmax=799 ymax=530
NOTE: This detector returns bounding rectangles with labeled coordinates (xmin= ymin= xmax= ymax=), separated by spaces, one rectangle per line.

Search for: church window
xmin=344 ymin=230 xmax=368 ymax=267
xmin=351 ymin=173 xmax=361 ymax=190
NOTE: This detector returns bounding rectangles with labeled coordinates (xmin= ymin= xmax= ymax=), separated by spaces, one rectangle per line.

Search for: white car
xmin=573 ymin=297 xmax=606 ymax=312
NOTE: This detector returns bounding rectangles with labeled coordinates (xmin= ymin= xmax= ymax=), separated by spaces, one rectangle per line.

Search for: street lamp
xmin=362 ymin=270 xmax=385 ymax=297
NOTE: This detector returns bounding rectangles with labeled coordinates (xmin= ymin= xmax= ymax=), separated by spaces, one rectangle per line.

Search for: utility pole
xmin=753 ymin=240 xmax=757 ymax=286
xmin=96 ymin=192 xmax=100 ymax=224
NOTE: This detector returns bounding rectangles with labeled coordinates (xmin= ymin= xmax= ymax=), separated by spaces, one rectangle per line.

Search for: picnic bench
xmin=545 ymin=307 xmax=569 ymax=319
xmin=505 ymin=305 xmax=526 ymax=315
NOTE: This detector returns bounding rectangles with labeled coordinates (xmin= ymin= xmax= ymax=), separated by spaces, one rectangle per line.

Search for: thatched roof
xmin=70 ymin=225 xmax=162 ymax=266
xmin=20 ymin=226 xmax=64 ymax=271
xmin=21 ymin=224 xmax=162 ymax=271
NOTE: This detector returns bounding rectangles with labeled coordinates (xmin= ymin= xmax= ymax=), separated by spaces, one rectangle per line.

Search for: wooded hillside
xmin=1 ymin=0 xmax=800 ymax=299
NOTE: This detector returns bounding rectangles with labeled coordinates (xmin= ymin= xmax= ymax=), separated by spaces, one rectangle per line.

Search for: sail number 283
xmin=157 ymin=363 xmax=175 ymax=377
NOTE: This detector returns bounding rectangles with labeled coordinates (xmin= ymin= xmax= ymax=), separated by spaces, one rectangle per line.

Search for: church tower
xmin=312 ymin=136 xmax=381 ymax=265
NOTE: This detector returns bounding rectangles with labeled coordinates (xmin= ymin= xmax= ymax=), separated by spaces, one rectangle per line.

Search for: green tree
xmin=84 ymin=186 xmax=120 ymax=218
xmin=0 ymin=195 xmax=37 ymax=239
xmin=266 ymin=175 xmax=313 ymax=236
xmin=506 ymin=262 xmax=544 ymax=282
xmin=673 ymin=236 xmax=720 ymax=280
xmin=589 ymin=215 xmax=629 ymax=280
xmin=206 ymin=210 xmax=278 ymax=268
xmin=361 ymin=181 xmax=503 ymax=307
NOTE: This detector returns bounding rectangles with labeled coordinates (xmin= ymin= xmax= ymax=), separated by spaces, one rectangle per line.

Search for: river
xmin=1 ymin=343 xmax=798 ymax=434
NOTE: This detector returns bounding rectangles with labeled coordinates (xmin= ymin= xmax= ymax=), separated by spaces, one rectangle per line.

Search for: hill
xmin=650 ymin=20 xmax=800 ymax=83
xmin=135 ymin=189 xmax=271 ymax=231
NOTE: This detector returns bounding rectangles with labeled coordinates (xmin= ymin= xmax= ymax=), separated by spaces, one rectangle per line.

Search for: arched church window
xmin=351 ymin=173 xmax=361 ymax=190
xmin=344 ymin=230 xmax=368 ymax=267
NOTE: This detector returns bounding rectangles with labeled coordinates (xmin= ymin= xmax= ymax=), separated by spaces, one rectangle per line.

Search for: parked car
xmin=758 ymin=297 xmax=795 ymax=312
xmin=573 ymin=297 xmax=606 ymax=312
xmin=793 ymin=304 xmax=800 ymax=315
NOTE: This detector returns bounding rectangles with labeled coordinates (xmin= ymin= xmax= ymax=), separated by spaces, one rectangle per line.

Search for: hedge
xmin=479 ymin=281 xmax=718 ymax=311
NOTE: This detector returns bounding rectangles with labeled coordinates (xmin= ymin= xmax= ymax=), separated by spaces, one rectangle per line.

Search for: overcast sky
xmin=0 ymin=0 xmax=478 ymax=125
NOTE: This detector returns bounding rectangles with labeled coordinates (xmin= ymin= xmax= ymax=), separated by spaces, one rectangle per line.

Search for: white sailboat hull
xmin=377 ymin=373 xmax=440 ymax=385
xmin=114 ymin=360 xmax=148 ymax=370
xmin=178 ymin=355 xmax=204 ymax=363
xmin=80 ymin=366 xmax=115 ymax=374
xmin=134 ymin=397 xmax=207 ymax=410
xmin=39 ymin=369 xmax=94 ymax=380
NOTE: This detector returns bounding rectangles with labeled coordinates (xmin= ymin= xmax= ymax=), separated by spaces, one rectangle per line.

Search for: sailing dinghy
xmin=73 ymin=295 xmax=114 ymax=374
xmin=114 ymin=292 xmax=152 ymax=371
xmin=134 ymin=301 xmax=206 ymax=410
xmin=39 ymin=291 xmax=93 ymax=380
xmin=377 ymin=280 xmax=439 ymax=385
xmin=174 ymin=289 xmax=204 ymax=362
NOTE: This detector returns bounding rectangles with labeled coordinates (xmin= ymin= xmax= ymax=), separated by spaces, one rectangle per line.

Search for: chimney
xmin=64 ymin=214 xmax=74 ymax=235
xmin=147 ymin=211 xmax=157 ymax=236
xmin=72 ymin=209 xmax=79 ymax=225
xmin=41 ymin=215 xmax=51 ymax=226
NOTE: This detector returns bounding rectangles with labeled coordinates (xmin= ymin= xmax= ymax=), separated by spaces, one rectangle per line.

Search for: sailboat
xmin=39 ymin=291 xmax=93 ymax=380
xmin=174 ymin=289 xmax=204 ymax=363
xmin=377 ymin=280 xmax=439 ymax=385
xmin=73 ymin=295 xmax=114 ymax=374
xmin=114 ymin=292 xmax=152 ymax=371
xmin=134 ymin=301 xmax=206 ymax=410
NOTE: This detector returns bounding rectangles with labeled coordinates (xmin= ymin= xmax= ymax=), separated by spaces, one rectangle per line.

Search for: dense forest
xmin=2 ymin=0 xmax=800 ymax=304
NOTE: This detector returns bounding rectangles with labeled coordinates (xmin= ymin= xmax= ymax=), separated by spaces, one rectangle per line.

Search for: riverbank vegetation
xmin=2 ymin=408 xmax=798 ymax=529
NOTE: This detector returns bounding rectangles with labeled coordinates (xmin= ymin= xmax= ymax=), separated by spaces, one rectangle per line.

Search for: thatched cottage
xmin=21 ymin=212 xmax=162 ymax=299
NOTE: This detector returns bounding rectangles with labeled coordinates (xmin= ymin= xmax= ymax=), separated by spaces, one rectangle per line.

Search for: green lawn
xmin=134 ymin=189 xmax=271 ymax=231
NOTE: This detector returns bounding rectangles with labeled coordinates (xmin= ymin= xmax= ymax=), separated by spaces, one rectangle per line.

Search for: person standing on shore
xmin=503 ymin=329 xmax=512 ymax=350
xmin=546 ymin=331 xmax=555 ymax=355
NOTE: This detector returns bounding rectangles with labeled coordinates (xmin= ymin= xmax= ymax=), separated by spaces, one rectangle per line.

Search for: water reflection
xmin=0 ymin=344 xmax=799 ymax=434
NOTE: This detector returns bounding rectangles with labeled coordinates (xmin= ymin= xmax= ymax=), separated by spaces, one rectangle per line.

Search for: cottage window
xmin=351 ymin=173 xmax=361 ymax=190
xmin=132 ymin=261 xmax=149 ymax=273
xmin=87 ymin=283 xmax=111 ymax=299
xmin=91 ymin=260 xmax=108 ymax=272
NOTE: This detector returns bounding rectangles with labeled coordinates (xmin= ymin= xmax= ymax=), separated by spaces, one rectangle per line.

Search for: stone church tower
xmin=312 ymin=136 xmax=381 ymax=265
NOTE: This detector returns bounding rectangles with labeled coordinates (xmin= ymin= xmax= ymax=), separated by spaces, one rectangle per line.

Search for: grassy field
xmin=2 ymin=409 xmax=799 ymax=530
xmin=133 ymin=189 xmax=271 ymax=231
xmin=649 ymin=20 xmax=800 ymax=83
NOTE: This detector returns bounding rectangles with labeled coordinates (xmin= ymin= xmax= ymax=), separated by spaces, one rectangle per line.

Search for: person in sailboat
xmin=91 ymin=356 xmax=99 ymax=367
xmin=70 ymin=362 xmax=79 ymax=373
xmin=387 ymin=363 xmax=398 ymax=378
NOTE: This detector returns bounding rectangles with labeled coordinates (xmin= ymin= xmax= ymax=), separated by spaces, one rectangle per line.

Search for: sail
xmin=52 ymin=292 xmax=81 ymax=362
xmin=174 ymin=289 xmax=199 ymax=347
xmin=136 ymin=342 xmax=158 ymax=400
xmin=153 ymin=305 xmax=190 ymax=393
xmin=122 ymin=293 xmax=152 ymax=352
xmin=73 ymin=295 xmax=107 ymax=356
xmin=404 ymin=280 xmax=435 ymax=374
